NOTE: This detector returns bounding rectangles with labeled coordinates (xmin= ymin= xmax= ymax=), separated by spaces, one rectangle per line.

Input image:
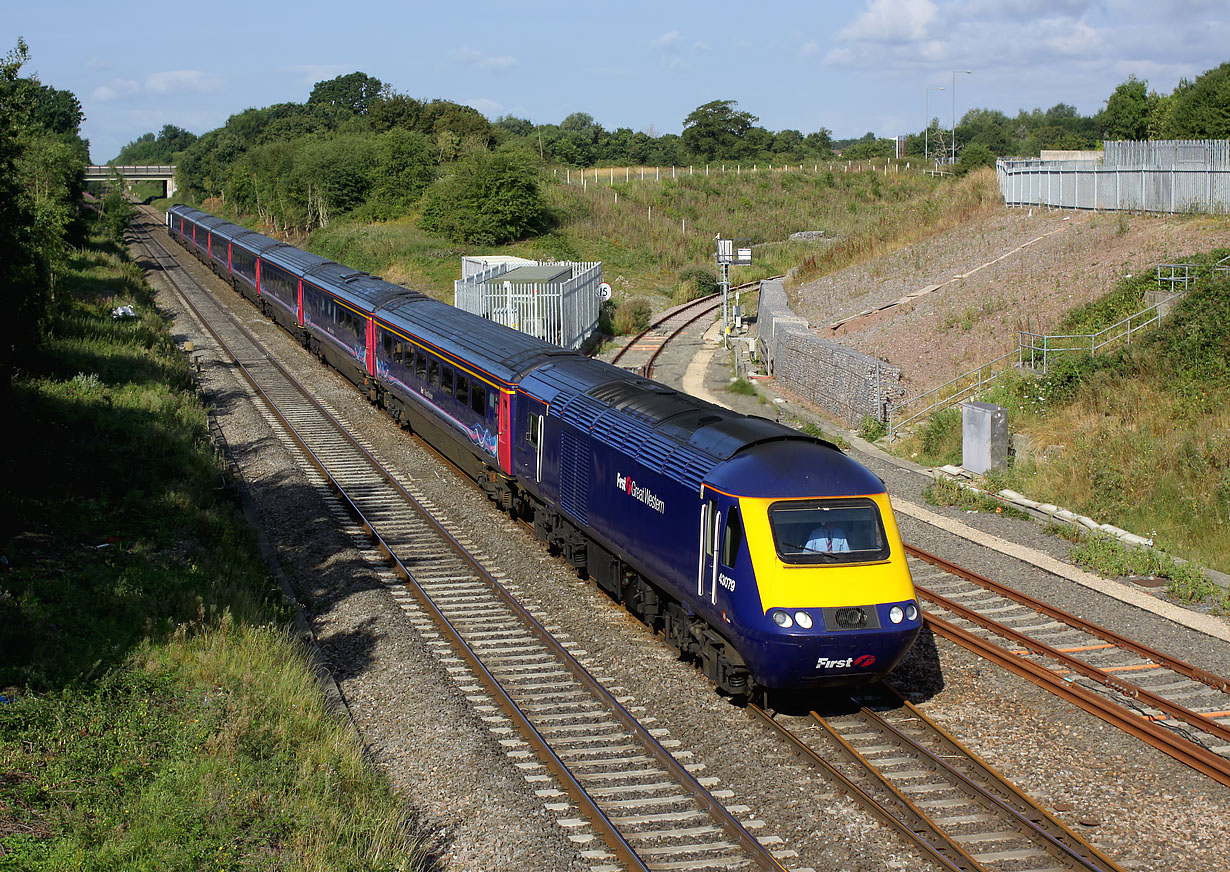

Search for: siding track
xmin=907 ymin=546 xmax=1230 ymax=788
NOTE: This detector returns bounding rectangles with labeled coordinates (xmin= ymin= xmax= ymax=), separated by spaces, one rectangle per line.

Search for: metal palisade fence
xmin=997 ymin=139 xmax=1230 ymax=214
xmin=455 ymin=261 xmax=602 ymax=350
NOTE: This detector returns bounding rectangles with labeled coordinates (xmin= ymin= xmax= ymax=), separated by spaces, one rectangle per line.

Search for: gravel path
xmin=145 ymin=225 xmax=1229 ymax=872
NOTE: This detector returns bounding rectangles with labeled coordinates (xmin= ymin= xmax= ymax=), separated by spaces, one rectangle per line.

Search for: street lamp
xmin=925 ymin=86 xmax=944 ymax=162
xmin=952 ymin=70 xmax=971 ymax=164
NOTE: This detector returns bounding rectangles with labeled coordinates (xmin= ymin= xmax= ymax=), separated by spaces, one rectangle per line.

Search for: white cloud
xmin=799 ymin=40 xmax=819 ymax=57
xmin=144 ymin=70 xmax=223 ymax=96
xmin=839 ymin=0 xmax=938 ymax=43
xmin=654 ymin=30 xmax=682 ymax=50
xmin=91 ymin=79 xmax=140 ymax=101
xmin=449 ymin=46 xmax=518 ymax=71
xmin=466 ymin=97 xmax=503 ymax=118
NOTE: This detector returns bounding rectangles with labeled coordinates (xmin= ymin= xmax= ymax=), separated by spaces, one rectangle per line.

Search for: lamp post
xmin=925 ymin=86 xmax=944 ymax=162
xmin=952 ymin=70 xmax=971 ymax=164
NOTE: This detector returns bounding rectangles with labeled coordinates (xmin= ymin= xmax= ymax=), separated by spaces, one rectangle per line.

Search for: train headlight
xmin=889 ymin=605 xmax=905 ymax=624
xmin=794 ymin=611 xmax=813 ymax=629
xmin=771 ymin=610 xmax=794 ymax=629
xmin=906 ymin=602 xmax=918 ymax=621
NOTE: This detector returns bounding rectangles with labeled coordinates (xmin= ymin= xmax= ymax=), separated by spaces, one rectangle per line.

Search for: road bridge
xmin=85 ymin=165 xmax=177 ymax=197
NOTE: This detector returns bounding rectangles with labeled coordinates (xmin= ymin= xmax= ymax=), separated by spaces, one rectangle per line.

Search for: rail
xmin=907 ymin=545 xmax=1230 ymax=787
xmin=134 ymin=207 xmax=789 ymax=872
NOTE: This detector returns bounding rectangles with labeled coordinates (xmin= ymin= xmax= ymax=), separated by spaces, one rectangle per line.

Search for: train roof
xmin=306 ymin=268 xmax=422 ymax=312
xmin=262 ymin=243 xmax=333 ymax=275
xmin=706 ymin=440 xmax=885 ymax=499
xmin=230 ymin=229 xmax=284 ymax=255
xmin=376 ymin=295 xmax=574 ymax=386
xmin=519 ymin=355 xmax=839 ymax=492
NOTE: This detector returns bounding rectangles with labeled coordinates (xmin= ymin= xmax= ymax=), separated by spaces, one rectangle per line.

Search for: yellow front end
xmin=742 ymin=492 xmax=915 ymax=611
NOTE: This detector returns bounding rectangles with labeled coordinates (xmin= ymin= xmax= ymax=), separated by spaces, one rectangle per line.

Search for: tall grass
xmin=300 ymin=164 xmax=999 ymax=311
xmin=900 ymin=258 xmax=1230 ymax=576
xmin=0 ymin=226 xmax=424 ymax=868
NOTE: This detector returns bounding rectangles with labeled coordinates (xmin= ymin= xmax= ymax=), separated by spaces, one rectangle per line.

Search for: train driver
xmin=805 ymin=520 xmax=850 ymax=553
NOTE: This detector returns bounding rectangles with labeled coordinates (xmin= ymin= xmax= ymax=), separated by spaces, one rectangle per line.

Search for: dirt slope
xmin=788 ymin=208 xmax=1230 ymax=395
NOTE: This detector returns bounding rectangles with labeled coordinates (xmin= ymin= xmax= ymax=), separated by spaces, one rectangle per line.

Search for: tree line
xmin=114 ymin=63 xmax=1230 ymax=242
xmin=0 ymin=39 xmax=115 ymax=393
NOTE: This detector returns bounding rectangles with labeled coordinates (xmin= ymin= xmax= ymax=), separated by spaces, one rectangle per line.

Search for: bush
xmin=419 ymin=147 xmax=550 ymax=245
xmin=858 ymin=415 xmax=887 ymax=442
xmin=674 ymin=266 xmax=718 ymax=305
xmin=613 ymin=297 xmax=651 ymax=335
xmin=918 ymin=407 xmax=962 ymax=466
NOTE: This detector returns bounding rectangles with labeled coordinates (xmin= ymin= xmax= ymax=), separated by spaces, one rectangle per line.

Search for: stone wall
xmin=756 ymin=278 xmax=903 ymax=426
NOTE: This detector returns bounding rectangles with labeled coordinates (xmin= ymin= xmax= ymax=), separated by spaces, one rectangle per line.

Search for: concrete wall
xmin=756 ymin=279 xmax=903 ymax=426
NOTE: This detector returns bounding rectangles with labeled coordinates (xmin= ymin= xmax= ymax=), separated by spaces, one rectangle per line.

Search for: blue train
xmin=167 ymin=204 xmax=922 ymax=697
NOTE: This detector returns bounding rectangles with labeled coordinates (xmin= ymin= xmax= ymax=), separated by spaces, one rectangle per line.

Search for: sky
xmin=9 ymin=0 xmax=1229 ymax=164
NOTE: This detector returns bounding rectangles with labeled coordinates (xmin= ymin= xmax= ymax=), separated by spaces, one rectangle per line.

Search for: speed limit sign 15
xmin=597 ymin=281 xmax=612 ymax=301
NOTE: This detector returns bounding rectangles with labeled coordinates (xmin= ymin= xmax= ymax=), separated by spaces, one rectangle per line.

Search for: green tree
xmin=956 ymin=140 xmax=994 ymax=174
xmin=368 ymin=128 xmax=436 ymax=218
xmin=113 ymin=123 xmax=197 ymax=163
xmin=1099 ymin=75 xmax=1151 ymax=140
xmin=0 ymin=38 xmax=85 ymax=392
xmin=681 ymin=100 xmax=758 ymax=160
xmin=368 ymin=92 xmax=424 ymax=133
xmin=308 ymin=71 xmax=384 ymax=115
xmin=1160 ymin=62 xmax=1230 ymax=138
xmin=418 ymin=148 xmax=549 ymax=245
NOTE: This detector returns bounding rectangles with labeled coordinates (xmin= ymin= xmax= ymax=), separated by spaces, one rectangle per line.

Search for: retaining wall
xmin=756 ymin=278 xmax=903 ymax=426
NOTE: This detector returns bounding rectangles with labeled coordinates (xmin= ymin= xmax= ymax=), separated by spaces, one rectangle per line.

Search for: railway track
xmin=907 ymin=546 xmax=1230 ymax=788
xmin=753 ymin=687 xmax=1124 ymax=872
xmin=609 ymin=278 xmax=777 ymax=378
xmin=133 ymin=208 xmax=1226 ymax=870
xmin=130 ymin=209 xmax=795 ymax=872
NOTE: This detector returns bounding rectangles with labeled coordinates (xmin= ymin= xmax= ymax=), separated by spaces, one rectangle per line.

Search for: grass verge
xmin=893 ymin=250 xmax=1230 ymax=577
xmin=0 ymin=224 xmax=424 ymax=869
xmin=921 ymin=476 xmax=1031 ymax=520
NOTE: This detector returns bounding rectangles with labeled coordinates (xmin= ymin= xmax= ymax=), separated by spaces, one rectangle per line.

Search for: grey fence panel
xmin=997 ymin=140 xmax=1230 ymax=214
xmin=454 ymin=261 xmax=601 ymax=350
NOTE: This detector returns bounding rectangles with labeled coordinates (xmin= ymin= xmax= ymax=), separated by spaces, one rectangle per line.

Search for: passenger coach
xmin=167 ymin=204 xmax=922 ymax=698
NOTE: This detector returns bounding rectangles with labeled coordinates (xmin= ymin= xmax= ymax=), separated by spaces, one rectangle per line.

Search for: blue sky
xmin=10 ymin=0 xmax=1229 ymax=163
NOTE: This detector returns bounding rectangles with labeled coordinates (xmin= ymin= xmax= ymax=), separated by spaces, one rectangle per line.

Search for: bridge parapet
xmin=85 ymin=165 xmax=177 ymax=196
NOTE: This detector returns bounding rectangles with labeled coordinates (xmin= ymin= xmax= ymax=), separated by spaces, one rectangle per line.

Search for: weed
xmin=1069 ymin=534 xmax=1226 ymax=610
xmin=0 ymin=219 xmax=425 ymax=869
xmin=727 ymin=378 xmax=757 ymax=396
xmin=858 ymin=415 xmax=888 ymax=442
xmin=613 ymin=297 xmax=651 ymax=334
xmin=923 ymin=476 xmax=1030 ymax=519
xmin=1043 ymin=519 xmax=1084 ymax=541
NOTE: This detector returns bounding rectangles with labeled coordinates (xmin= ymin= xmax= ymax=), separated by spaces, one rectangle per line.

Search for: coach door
xmin=697 ymin=495 xmax=720 ymax=604
xmin=516 ymin=395 xmax=548 ymax=485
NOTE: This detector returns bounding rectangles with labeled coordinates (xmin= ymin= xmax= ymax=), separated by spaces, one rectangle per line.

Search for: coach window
xmin=471 ymin=383 xmax=486 ymax=416
xmin=721 ymin=508 xmax=744 ymax=568
xmin=456 ymin=374 xmax=469 ymax=405
xmin=527 ymin=413 xmax=541 ymax=445
xmin=441 ymin=367 xmax=454 ymax=396
xmin=415 ymin=351 xmax=426 ymax=379
xmin=383 ymin=332 xmax=394 ymax=358
xmin=428 ymin=359 xmax=439 ymax=387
